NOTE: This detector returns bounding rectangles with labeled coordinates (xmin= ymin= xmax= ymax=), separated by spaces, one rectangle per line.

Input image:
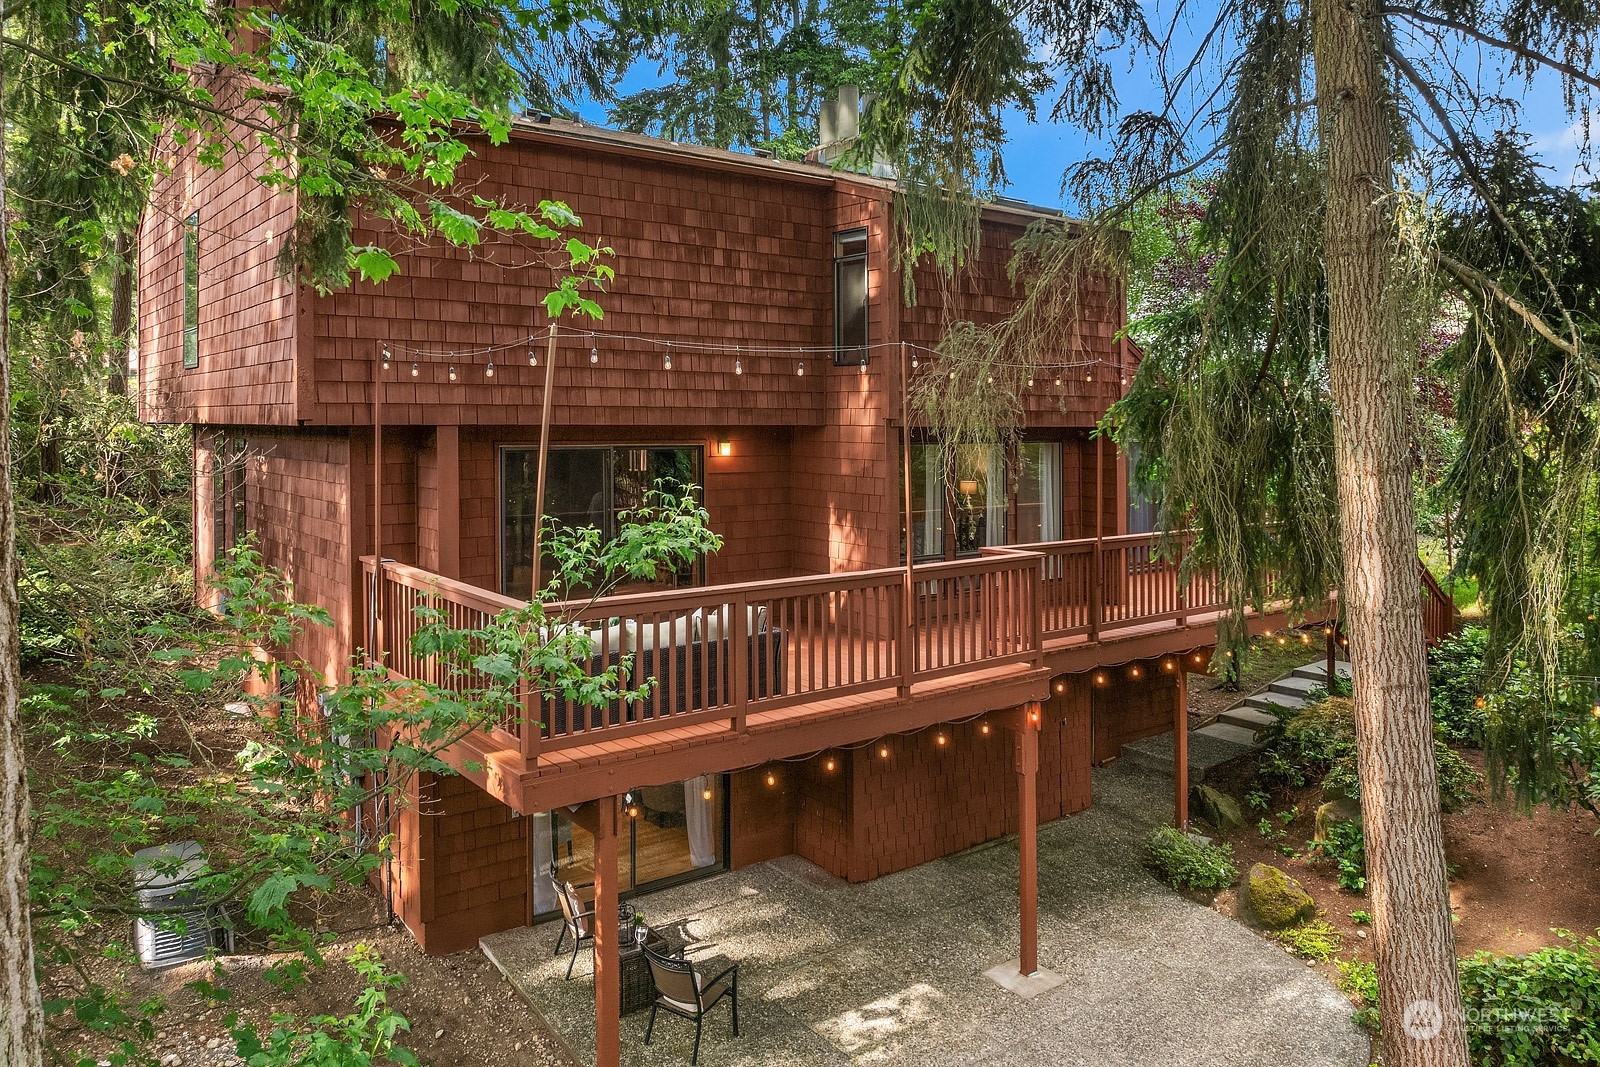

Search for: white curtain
xmin=985 ymin=445 xmax=1008 ymax=546
xmin=1032 ymin=442 xmax=1063 ymax=542
xmin=683 ymin=776 xmax=716 ymax=868
xmin=917 ymin=445 xmax=943 ymax=557
xmin=530 ymin=812 xmax=558 ymax=915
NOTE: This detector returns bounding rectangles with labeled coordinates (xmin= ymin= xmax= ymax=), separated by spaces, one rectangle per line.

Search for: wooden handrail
xmin=359 ymin=537 xmax=1458 ymax=756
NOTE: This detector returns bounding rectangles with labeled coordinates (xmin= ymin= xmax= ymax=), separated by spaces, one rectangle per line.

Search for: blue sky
xmin=574 ymin=27 xmax=1591 ymax=211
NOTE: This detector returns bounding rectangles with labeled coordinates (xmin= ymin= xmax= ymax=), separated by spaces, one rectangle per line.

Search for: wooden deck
xmin=362 ymin=532 xmax=1455 ymax=812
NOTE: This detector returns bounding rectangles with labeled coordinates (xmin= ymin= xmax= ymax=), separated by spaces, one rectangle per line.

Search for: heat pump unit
xmin=132 ymin=841 xmax=233 ymax=969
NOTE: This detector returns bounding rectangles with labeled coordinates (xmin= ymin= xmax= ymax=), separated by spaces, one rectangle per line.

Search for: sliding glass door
xmin=905 ymin=439 xmax=1064 ymax=558
xmin=531 ymin=775 xmax=728 ymax=915
xmin=500 ymin=444 xmax=704 ymax=597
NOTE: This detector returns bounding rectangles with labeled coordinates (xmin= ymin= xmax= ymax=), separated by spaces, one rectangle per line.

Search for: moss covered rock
xmin=1191 ymin=784 xmax=1245 ymax=830
xmin=1247 ymin=863 xmax=1316 ymax=929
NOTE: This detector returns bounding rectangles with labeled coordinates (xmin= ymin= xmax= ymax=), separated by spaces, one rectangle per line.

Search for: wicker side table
xmin=617 ymin=931 xmax=679 ymax=1015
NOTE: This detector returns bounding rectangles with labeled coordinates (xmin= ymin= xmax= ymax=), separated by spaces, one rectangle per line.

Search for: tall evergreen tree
xmin=862 ymin=2 xmax=1597 ymax=1064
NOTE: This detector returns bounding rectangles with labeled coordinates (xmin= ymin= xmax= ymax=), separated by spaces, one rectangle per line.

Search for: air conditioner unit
xmin=132 ymin=841 xmax=234 ymax=969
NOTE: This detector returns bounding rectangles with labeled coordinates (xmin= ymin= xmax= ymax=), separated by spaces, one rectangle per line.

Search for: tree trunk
xmin=108 ymin=229 xmax=135 ymax=398
xmin=0 ymin=44 xmax=48 ymax=1067
xmin=1312 ymin=2 xmax=1468 ymax=1065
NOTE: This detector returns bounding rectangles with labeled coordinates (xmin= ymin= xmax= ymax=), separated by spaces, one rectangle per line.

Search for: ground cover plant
xmin=1145 ymin=826 xmax=1238 ymax=893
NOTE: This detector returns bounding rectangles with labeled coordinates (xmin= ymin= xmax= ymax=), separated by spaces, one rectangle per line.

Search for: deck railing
xmin=359 ymin=532 xmax=1451 ymax=760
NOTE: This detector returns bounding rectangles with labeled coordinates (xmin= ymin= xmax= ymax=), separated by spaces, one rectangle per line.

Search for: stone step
xmin=1219 ymin=705 xmax=1280 ymax=732
xmin=1292 ymin=660 xmax=1352 ymax=684
xmin=1269 ymin=674 xmax=1327 ymax=698
xmin=1245 ymin=691 xmax=1307 ymax=714
xmin=1195 ymin=721 xmax=1262 ymax=748
xmin=1119 ymin=727 xmax=1257 ymax=783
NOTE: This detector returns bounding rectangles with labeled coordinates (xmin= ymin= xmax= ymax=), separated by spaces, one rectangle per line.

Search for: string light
xmin=859 ymin=355 xmax=869 ymax=374
xmin=734 ymin=358 xmax=743 ymax=376
xmin=1163 ymin=659 xmax=1175 ymax=671
xmin=911 ymin=355 xmax=919 ymax=369
xmin=1053 ymin=678 xmax=1066 ymax=694
xmin=410 ymin=362 xmax=419 ymax=377
xmin=484 ymin=362 xmax=495 ymax=378
xmin=590 ymin=345 xmax=599 ymax=365
xmin=824 ymin=757 xmax=836 ymax=772
xmin=702 ymin=787 xmax=713 ymax=801
xmin=980 ymin=722 xmax=990 ymax=735
xmin=765 ymin=771 xmax=777 ymax=787
xmin=381 ymin=345 xmax=391 ymax=371
xmin=935 ymin=732 xmax=948 ymax=747
xmin=878 ymin=745 xmax=889 ymax=759
xmin=1027 ymin=377 xmax=1034 ymax=388
xmin=1094 ymin=672 xmax=1107 ymax=685
xmin=797 ymin=362 xmax=805 ymax=376
xmin=1130 ymin=665 xmax=1141 ymax=678
xmin=664 ymin=353 xmax=673 ymax=371
xmin=448 ymin=363 xmax=458 ymax=382
xmin=528 ymin=347 xmax=538 ymax=367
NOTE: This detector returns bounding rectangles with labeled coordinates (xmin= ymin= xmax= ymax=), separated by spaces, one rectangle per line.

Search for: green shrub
xmin=1459 ymin=930 xmax=1600 ymax=1067
xmin=1308 ymin=819 xmax=1367 ymax=892
xmin=1274 ymin=919 xmax=1342 ymax=961
xmin=1145 ymin=827 xmax=1238 ymax=892
xmin=1332 ymin=931 xmax=1600 ymax=1056
xmin=1257 ymin=696 xmax=1482 ymax=812
xmin=1429 ymin=626 xmax=1489 ymax=747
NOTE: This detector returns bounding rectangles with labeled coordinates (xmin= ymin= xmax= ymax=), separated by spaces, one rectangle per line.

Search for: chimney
xmin=812 ymin=84 xmax=895 ymax=178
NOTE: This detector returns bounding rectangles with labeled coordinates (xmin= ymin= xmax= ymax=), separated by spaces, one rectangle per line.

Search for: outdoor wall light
xmin=716 ymin=437 xmax=733 ymax=458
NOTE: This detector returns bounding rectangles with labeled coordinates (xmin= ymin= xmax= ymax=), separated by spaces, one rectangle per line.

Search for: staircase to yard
xmin=1121 ymin=659 xmax=1352 ymax=783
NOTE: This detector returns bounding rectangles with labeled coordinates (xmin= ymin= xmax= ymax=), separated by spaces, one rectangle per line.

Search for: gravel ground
xmin=484 ymin=763 xmax=1371 ymax=1067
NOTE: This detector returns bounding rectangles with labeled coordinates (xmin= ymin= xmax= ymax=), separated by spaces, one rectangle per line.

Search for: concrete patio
xmin=481 ymin=764 xmax=1370 ymax=1067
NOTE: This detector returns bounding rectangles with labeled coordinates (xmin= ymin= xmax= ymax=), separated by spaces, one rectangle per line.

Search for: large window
xmin=500 ymin=445 xmax=704 ymax=597
xmin=833 ymin=229 xmax=868 ymax=364
xmin=183 ymin=212 xmax=200 ymax=369
xmin=905 ymin=440 xmax=1062 ymax=559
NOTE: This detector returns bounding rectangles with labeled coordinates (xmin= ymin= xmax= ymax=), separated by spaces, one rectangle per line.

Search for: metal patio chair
xmin=553 ymin=881 xmax=595 ymax=979
xmin=642 ymin=945 xmax=739 ymax=1065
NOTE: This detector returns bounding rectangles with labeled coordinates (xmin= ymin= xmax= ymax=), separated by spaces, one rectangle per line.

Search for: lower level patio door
xmin=531 ymin=774 xmax=728 ymax=916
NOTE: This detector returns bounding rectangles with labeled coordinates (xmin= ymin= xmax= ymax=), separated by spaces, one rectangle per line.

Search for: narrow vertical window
xmin=182 ymin=212 xmax=200 ymax=369
xmin=833 ymin=229 xmax=868 ymax=364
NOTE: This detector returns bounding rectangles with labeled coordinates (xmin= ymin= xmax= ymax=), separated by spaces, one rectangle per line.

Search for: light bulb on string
xmin=590 ymin=345 xmax=599 ymax=365
xmin=796 ymin=361 xmax=805 ymax=377
xmin=410 ymin=362 xmax=420 ymax=378
xmin=528 ymin=347 xmax=538 ymax=368
xmin=1054 ymin=374 xmax=1063 ymax=387
xmin=381 ymin=345 xmax=391 ymax=371
xmin=859 ymin=355 xmax=868 ymax=375
xmin=734 ymin=358 xmax=743 ymax=376
xmin=1027 ymin=377 xmax=1034 ymax=388
xmin=448 ymin=363 xmax=458 ymax=382
xmin=485 ymin=361 xmax=495 ymax=378
xmin=664 ymin=352 xmax=673 ymax=371
xmin=911 ymin=355 xmax=919 ymax=369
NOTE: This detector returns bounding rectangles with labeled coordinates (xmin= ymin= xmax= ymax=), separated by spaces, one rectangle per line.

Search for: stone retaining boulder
xmin=1247 ymin=863 xmax=1316 ymax=929
xmin=1191 ymin=784 xmax=1245 ymax=830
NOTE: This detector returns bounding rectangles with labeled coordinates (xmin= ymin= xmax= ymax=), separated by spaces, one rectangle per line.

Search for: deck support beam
xmin=594 ymin=795 xmax=620 ymax=1067
xmin=1173 ymin=672 xmax=1189 ymax=829
xmin=1016 ymin=701 xmax=1041 ymax=977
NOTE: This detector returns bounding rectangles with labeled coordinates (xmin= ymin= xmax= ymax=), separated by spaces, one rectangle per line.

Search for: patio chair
xmin=642 ymin=945 xmax=739 ymax=1066
xmin=553 ymin=881 xmax=595 ymax=979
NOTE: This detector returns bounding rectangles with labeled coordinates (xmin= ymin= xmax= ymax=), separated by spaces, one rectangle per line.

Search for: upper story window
xmin=182 ymin=212 xmax=200 ymax=369
xmin=833 ymin=229 xmax=868 ymax=365
xmin=500 ymin=444 xmax=705 ymax=597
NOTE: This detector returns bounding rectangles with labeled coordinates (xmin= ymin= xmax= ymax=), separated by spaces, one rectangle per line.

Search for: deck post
xmin=594 ymin=794 xmax=621 ymax=1067
xmin=1173 ymin=672 xmax=1189 ymax=828
xmin=899 ymin=341 xmax=916 ymax=697
xmin=1016 ymin=702 xmax=1041 ymax=977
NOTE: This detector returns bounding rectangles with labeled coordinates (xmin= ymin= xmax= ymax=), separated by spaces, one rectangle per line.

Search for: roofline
xmin=497 ymin=116 xmax=1084 ymax=228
